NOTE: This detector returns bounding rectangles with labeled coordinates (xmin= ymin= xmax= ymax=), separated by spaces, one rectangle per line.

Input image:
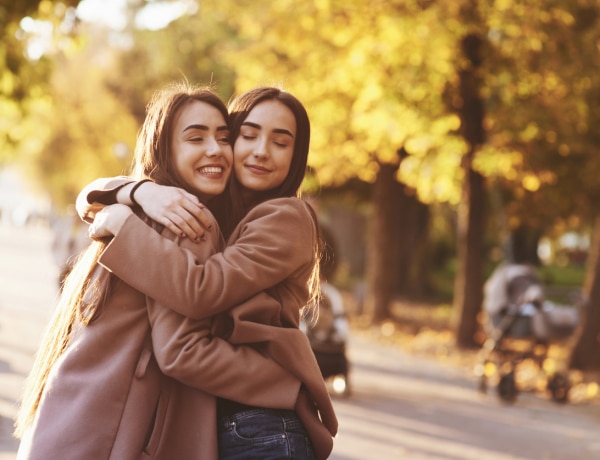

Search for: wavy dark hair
xmin=220 ymin=87 xmax=310 ymax=236
xmin=15 ymin=82 xmax=230 ymax=437
xmin=223 ymin=86 xmax=321 ymax=320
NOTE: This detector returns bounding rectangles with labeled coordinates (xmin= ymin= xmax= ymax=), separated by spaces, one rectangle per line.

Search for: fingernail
xmin=180 ymin=232 xmax=186 ymax=238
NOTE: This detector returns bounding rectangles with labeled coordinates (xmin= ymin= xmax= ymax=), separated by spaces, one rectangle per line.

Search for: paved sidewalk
xmin=0 ymin=224 xmax=57 ymax=459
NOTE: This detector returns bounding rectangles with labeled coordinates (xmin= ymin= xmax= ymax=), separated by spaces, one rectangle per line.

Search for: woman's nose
xmin=252 ymin=138 xmax=268 ymax=158
xmin=206 ymin=139 xmax=223 ymax=157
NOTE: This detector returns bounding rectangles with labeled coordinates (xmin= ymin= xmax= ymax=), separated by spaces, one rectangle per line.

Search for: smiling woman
xmin=170 ymin=99 xmax=232 ymax=202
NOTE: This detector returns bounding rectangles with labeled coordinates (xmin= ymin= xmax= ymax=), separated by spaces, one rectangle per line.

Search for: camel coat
xmin=97 ymin=196 xmax=338 ymax=458
xmin=17 ymin=180 xmax=300 ymax=460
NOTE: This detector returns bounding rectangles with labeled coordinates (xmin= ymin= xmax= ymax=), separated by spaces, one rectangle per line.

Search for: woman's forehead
xmin=175 ymin=100 xmax=227 ymax=129
xmin=245 ymin=100 xmax=296 ymax=133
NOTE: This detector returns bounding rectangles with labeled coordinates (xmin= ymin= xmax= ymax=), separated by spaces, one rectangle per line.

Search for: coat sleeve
xmin=147 ymin=300 xmax=300 ymax=410
xmin=112 ymin=212 xmax=301 ymax=409
xmin=98 ymin=198 xmax=316 ymax=320
xmin=75 ymin=176 xmax=135 ymax=223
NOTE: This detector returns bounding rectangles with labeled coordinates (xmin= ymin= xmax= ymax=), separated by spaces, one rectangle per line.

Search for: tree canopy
xmin=6 ymin=0 xmax=599 ymax=218
xmin=4 ymin=1 xmax=600 ymax=358
xmin=0 ymin=0 xmax=81 ymax=165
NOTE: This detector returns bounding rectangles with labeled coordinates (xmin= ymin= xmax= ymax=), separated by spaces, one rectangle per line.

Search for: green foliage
xmin=538 ymin=264 xmax=586 ymax=287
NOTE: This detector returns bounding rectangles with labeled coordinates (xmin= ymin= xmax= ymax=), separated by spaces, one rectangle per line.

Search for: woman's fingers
xmin=188 ymin=202 xmax=213 ymax=231
xmin=168 ymin=211 xmax=206 ymax=241
xmin=89 ymin=205 xmax=132 ymax=239
xmin=133 ymin=183 xmax=214 ymax=242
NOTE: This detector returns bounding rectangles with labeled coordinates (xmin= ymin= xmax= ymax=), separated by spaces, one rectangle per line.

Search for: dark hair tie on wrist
xmin=129 ymin=179 xmax=152 ymax=207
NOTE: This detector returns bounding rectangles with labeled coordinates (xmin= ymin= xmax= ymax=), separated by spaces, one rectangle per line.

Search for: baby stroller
xmin=476 ymin=263 xmax=580 ymax=403
xmin=304 ymin=282 xmax=351 ymax=397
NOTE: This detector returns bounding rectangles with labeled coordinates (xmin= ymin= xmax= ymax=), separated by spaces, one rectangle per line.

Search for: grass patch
xmin=538 ymin=264 xmax=585 ymax=287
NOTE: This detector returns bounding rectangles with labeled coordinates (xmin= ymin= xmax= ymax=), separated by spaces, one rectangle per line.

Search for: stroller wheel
xmin=497 ymin=371 xmax=518 ymax=403
xmin=547 ymin=372 xmax=570 ymax=404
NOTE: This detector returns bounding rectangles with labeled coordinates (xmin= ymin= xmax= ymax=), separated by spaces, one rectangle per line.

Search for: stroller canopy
xmin=483 ymin=263 xmax=545 ymax=317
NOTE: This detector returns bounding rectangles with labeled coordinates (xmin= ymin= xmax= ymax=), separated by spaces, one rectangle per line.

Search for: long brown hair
xmin=14 ymin=82 xmax=230 ymax=437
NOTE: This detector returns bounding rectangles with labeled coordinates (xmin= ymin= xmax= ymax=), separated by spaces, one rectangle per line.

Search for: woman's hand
xmin=130 ymin=181 xmax=212 ymax=242
xmin=88 ymin=204 xmax=133 ymax=239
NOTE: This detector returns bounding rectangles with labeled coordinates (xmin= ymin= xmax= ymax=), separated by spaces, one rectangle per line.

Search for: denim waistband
xmin=218 ymin=408 xmax=300 ymax=431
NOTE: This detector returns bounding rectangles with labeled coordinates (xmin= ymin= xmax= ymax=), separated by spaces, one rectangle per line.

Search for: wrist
xmin=128 ymin=179 xmax=152 ymax=207
xmin=115 ymin=181 xmax=136 ymax=205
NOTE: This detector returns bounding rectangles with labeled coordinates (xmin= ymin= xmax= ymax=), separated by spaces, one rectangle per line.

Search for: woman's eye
xmin=189 ymin=136 xmax=204 ymax=142
xmin=218 ymin=137 xmax=231 ymax=144
xmin=242 ymin=134 xmax=256 ymax=140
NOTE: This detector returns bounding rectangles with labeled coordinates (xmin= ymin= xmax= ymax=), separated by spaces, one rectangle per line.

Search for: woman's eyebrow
xmin=241 ymin=121 xmax=261 ymax=130
xmin=183 ymin=124 xmax=229 ymax=133
xmin=273 ymin=128 xmax=294 ymax=138
xmin=242 ymin=121 xmax=294 ymax=138
xmin=183 ymin=124 xmax=209 ymax=132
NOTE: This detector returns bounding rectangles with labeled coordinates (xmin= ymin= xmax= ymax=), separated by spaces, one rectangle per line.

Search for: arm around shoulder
xmin=76 ymin=176 xmax=134 ymax=223
xmin=98 ymin=207 xmax=224 ymax=318
xmin=98 ymin=197 xmax=315 ymax=320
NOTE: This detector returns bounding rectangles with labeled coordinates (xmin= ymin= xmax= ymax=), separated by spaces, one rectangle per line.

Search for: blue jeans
xmin=218 ymin=408 xmax=316 ymax=460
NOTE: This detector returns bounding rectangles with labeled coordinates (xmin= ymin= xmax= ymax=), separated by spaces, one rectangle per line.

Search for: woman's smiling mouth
xmin=198 ymin=165 xmax=225 ymax=176
xmin=245 ymin=164 xmax=271 ymax=174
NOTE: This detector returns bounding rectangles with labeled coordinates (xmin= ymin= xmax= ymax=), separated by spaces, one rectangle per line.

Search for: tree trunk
xmin=453 ymin=32 xmax=487 ymax=348
xmin=407 ymin=201 xmax=430 ymax=299
xmin=569 ymin=212 xmax=600 ymax=370
xmin=395 ymin=192 xmax=430 ymax=299
xmin=365 ymin=162 xmax=400 ymax=323
xmin=453 ymin=160 xmax=486 ymax=347
xmin=510 ymin=224 xmax=542 ymax=265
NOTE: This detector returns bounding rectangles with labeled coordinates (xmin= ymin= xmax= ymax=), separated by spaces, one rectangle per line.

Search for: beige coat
xmin=97 ymin=194 xmax=338 ymax=459
xmin=17 ymin=180 xmax=300 ymax=460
